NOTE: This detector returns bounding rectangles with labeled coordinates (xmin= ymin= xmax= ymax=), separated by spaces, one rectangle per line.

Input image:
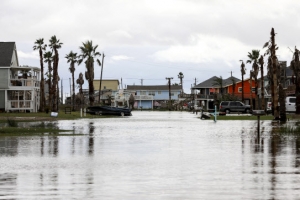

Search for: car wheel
xmin=245 ymin=109 xmax=250 ymax=113
xmin=225 ymin=109 xmax=230 ymax=114
xmin=120 ymin=112 xmax=124 ymax=116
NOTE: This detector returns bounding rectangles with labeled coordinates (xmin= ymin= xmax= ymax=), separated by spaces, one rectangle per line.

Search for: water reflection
xmin=0 ymin=112 xmax=299 ymax=199
xmin=88 ymin=122 xmax=94 ymax=155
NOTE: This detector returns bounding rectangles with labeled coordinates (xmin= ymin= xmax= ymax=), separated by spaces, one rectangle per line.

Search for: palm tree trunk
xmin=39 ymin=49 xmax=45 ymax=112
xmin=255 ymin=77 xmax=258 ymax=110
xmin=52 ymin=49 xmax=59 ymax=112
xmin=250 ymin=73 xmax=253 ymax=109
xmin=72 ymin=70 xmax=75 ymax=111
xmin=271 ymin=28 xmax=279 ymax=119
xmin=260 ymin=56 xmax=265 ymax=111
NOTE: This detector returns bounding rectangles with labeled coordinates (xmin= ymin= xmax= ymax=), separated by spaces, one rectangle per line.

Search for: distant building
xmin=126 ymin=85 xmax=182 ymax=109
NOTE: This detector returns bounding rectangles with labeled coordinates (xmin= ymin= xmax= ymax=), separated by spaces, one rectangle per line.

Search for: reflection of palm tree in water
xmin=88 ymin=122 xmax=95 ymax=155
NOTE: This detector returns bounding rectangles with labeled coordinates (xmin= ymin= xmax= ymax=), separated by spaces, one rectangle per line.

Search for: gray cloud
xmin=1 ymin=0 xmax=300 ymax=93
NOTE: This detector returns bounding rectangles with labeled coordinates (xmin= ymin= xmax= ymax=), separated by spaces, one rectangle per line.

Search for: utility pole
xmin=166 ymin=77 xmax=173 ymax=111
xmin=98 ymin=52 xmax=105 ymax=104
xmin=141 ymin=79 xmax=143 ymax=85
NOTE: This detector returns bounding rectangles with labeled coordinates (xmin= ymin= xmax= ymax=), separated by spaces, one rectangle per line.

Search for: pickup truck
xmin=219 ymin=101 xmax=251 ymax=114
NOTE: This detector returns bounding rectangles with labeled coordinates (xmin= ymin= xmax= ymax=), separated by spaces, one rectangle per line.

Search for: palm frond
xmin=263 ymin=42 xmax=269 ymax=48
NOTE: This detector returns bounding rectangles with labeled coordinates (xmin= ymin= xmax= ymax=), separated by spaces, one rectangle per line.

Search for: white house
xmin=0 ymin=42 xmax=41 ymax=112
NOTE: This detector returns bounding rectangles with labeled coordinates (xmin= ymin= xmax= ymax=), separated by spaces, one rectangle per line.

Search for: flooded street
xmin=0 ymin=111 xmax=300 ymax=199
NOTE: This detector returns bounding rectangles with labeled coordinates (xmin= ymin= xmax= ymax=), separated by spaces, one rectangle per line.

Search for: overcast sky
xmin=2 ymin=0 xmax=300 ymax=95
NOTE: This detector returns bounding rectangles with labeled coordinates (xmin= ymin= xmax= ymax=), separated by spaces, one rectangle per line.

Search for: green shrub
xmin=7 ymin=118 xmax=18 ymax=127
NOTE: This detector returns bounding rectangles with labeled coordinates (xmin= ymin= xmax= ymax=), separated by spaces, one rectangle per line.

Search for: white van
xmin=286 ymin=97 xmax=296 ymax=112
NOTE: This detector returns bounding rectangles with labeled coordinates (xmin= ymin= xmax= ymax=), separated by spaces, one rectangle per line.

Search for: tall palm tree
xmin=212 ymin=76 xmax=223 ymax=94
xmin=263 ymin=28 xmax=280 ymax=119
xmin=247 ymin=50 xmax=260 ymax=109
xmin=78 ymin=40 xmax=101 ymax=106
xmin=44 ymin=51 xmax=53 ymax=107
xmin=249 ymin=71 xmax=254 ymax=109
xmin=240 ymin=60 xmax=246 ymax=103
xmin=290 ymin=48 xmax=300 ymax=114
xmin=49 ymin=35 xmax=63 ymax=112
xmin=33 ymin=38 xmax=47 ymax=112
xmin=230 ymin=77 xmax=236 ymax=95
xmin=65 ymin=51 xmax=78 ymax=111
xmin=178 ymin=72 xmax=184 ymax=94
xmin=258 ymin=55 xmax=265 ymax=110
xmin=76 ymin=72 xmax=85 ymax=108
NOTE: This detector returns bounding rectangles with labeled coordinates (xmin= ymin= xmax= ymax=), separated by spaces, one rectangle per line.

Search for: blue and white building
xmin=126 ymin=85 xmax=182 ymax=109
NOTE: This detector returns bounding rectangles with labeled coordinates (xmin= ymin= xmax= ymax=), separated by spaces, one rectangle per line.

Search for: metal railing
xmin=134 ymin=95 xmax=153 ymax=100
xmin=7 ymin=100 xmax=33 ymax=109
xmin=10 ymin=79 xmax=40 ymax=87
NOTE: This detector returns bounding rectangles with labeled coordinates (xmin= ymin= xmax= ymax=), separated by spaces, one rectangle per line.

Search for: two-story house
xmin=0 ymin=42 xmax=41 ymax=112
xmin=126 ymin=85 xmax=182 ymax=109
xmin=192 ymin=76 xmax=257 ymax=110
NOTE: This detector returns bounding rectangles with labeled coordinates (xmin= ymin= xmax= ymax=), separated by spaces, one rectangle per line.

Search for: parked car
xmin=86 ymin=106 xmax=132 ymax=116
xmin=286 ymin=96 xmax=296 ymax=112
xmin=267 ymin=97 xmax=295 ymax=113
xmin=219 ymin=101 xmax=251 ymax=114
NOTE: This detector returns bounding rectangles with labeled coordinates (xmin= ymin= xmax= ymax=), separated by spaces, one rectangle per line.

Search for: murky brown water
xmin=0 ymin=111 xmax=300 ymax=199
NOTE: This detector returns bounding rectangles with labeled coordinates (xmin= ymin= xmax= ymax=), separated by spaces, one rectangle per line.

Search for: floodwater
xmin=0 ymin=111 xmax=300 ymax=199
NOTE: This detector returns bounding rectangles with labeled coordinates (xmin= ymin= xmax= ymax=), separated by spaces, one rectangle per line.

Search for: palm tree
xmin=178 ymin=72 xmax=184 ymax=94
xmin=76 ymin=72 xmax=85 ymax=108
xmin=258 ymin=55 xmax=265 ymax=110
xmin=78 ymin=40 xmax=101 ymax=106
xmin=230 ymin=77 xmax=236 ymax=95
xmin=247 ymin=50 xmax=260 ymax=109
xmin=49 ymin=35 xmax=63 ymax=112
xmin=249 ymin=71 xmax=254 ymax=109
xmin=33 ymin=38 xmax=47 ymax=112
xmin=65 ymin=51 xmax=78 ymax=111
xmin=44 ymin=51 xmax=53 ymax=107
xmin=290 ymin=47 xmax=300 ymax=114
xmin=213 ymin=76 xmax=223 ymax=94
xmin=240 ymin=60 xmax=246 ymax=103
xmin=263 ymin=28 xmax=280 ymax=119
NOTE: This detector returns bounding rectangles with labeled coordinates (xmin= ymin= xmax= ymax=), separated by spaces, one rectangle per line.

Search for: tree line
xmin=33 ymin=37 xmax=102 ymax=112
xmin=239 ymin=28 xmax=300 ymax=121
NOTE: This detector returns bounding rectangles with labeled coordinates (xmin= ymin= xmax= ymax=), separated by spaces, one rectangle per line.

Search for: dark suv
xmin=219 ymin=101 xmax=251 ymax=114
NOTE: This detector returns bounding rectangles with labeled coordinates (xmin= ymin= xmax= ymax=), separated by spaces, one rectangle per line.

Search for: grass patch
xmin=202 ymin=115 xmax=275 ymax=120
xmin=0 ymin=127 xmax=83 ymax=136
xmin=0 ymin=110 xmax=109 ymax=122
xmin=275 ymin=125 xmax=300 ymax=135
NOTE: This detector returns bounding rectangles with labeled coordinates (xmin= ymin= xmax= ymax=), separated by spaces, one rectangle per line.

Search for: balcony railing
xmin=7 ymin=100 xmax=33 ymax=109
xmin=10 ymin=79 xmax=40 ymax=87
xmin=179 ymin=94 xmax=216 ymax=99
xmin=134 ymin=95 xmax=153 ymax=100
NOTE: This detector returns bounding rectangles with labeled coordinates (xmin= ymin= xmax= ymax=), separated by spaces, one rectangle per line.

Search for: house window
xmin=251 ymin=87 xmax=255 ymax=92
xmin=158 ymin=91 xmax=161 ymax=94
xmin=104 ymin=86 xmax=106 ymax=89
xmin=140 ymin=91 xmax=146 ymax=95
xmin=238 ymin=87 xmax=242 ymax=93
xmin=171 ymin=93 xmax=174 ymax=96
xmin=149 ymin=91 xmax=155 ymax=96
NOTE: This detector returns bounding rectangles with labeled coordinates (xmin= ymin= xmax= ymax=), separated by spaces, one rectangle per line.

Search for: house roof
xmin=193 ymin=76 xmax=241 ymax=88
xmin=0 ymin=42 xmax=15 ymax=66
xmin=127 ymin=85 xmax=182 ymax=90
